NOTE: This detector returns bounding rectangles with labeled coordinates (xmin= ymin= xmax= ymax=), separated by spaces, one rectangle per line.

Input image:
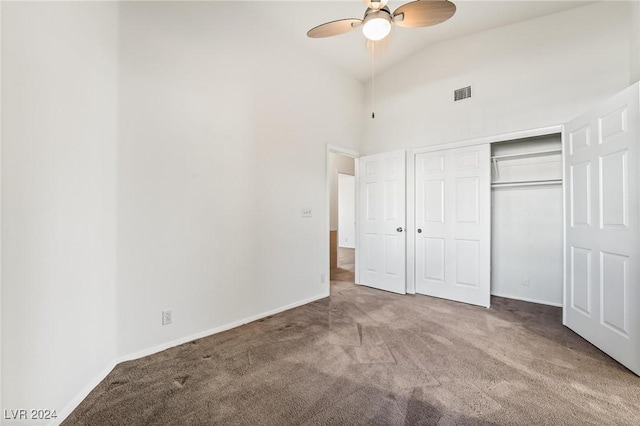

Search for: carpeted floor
xmin=64 ymin=280 xmax=640 ymax=425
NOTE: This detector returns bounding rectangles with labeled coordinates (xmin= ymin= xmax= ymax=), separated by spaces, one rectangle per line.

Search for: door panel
xmin=455 ymin=177 xmax=479 ymax=223
xmin=424 ymin=238 xmax=445 ymax=282
xmin=455 ymin=239 xmax=479 ymax=287
xmin=564 ymin=82 xmax=640 ymax=375
xmin=415 ymin=144 xmax=491 ymax=307
xmin=570 ymin=162 xmax=591 ymax=227
xmin=600 ymin=150 xmax=627 ymax=228
xmin=357 ymin=150 xmax=406 ymax=294
xmin=570 ymin=246 xmax=592 ymax=316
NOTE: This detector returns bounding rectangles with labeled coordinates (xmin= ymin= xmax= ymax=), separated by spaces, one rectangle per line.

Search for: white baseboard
xmin=53 ymin=361 xmax=117 ymax=426
xmin=117 ymin=292 xmax=330 ymax=363
xmin=491 ymin=292 xmax=563 ymax=308
xmin=52 ymin=292 xmax=330 ymax=425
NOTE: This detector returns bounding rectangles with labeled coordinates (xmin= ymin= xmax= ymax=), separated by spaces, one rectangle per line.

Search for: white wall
xmin=116 ymin=2 xmax=363 ymax=358
xmin=338 ymin=174 xmax=355 ymax=248
xmin=492 ymin=186 xmax=564 ymax=305
xmin=328 ymin=153 xmax=355 ymax=231
xmin=364 ymin=1 xmax=633 ymax=154
xmin=1 ymin=1 xmax=363 ymax=422
xmin=5 ymin=0 xmax=634 ymax=421
xmin=632 ymin=0 xmax=640 ymax=84
xmin=1 ymin=2 xmax=118 ymax=422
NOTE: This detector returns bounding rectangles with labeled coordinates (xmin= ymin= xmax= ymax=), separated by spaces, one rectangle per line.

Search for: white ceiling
xmin=255 ymin=1 xmax=594 ymax=81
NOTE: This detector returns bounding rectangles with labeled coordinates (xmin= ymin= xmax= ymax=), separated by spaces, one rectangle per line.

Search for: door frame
xmin=326 ymin=145 xmax=361 ymax=293
xmin=0 ymin=1 xmax=4 ymax=410
xmin=407 ymin=125 xmax=563 ymax=295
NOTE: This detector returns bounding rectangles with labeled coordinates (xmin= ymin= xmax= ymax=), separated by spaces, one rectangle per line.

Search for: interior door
xmin=564 ymin=83 xmax=640 ymax=375
xmin=357 ymin=150 xmax=406 ymax=294
xmin=415 ymin=144 xmax=491 ymax=307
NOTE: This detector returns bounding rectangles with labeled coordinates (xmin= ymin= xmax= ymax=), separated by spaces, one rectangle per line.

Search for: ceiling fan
xmin=307 ymin=0 xmax=456 ymax=42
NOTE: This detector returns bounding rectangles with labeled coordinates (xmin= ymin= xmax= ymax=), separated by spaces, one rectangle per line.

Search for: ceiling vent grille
xmin=454 ymin=86 xmax=472 ymax=102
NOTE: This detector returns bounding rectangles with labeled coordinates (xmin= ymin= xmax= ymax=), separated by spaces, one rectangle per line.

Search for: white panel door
xmin=357 ymin=150 xmax=406 ymax=294
xmin=415 ymin=144 xmax=491 ymax=307
xmin=564 ymin=83 xmax=640 ymax=375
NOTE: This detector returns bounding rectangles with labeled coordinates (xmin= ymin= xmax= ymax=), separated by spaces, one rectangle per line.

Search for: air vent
xmin=454 ymin=86 xmax=472 ymax=102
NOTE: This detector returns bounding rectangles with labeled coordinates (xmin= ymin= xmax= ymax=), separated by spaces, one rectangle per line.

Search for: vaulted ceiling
xmin=257 ymin=1 xmax=594 ymax=81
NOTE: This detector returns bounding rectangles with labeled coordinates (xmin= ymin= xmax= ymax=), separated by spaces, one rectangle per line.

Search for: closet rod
xmin=492 ymin=179 xmax=562 ymax=188
xmin=491 ymin=148 xmax=562 ymax=161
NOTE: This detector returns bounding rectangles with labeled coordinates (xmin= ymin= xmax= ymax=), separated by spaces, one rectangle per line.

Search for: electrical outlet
xmin=522 ymin=279 xmax=530 ymax=287
xmin=301 ymin=208 xmax=312 ymax=218
xmin=162 ymin=310 xmax=172 ymax=325
xmin=320 ymin=273 xmax=326 ymax=283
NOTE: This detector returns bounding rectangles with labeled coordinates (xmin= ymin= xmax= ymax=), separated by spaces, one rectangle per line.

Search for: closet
xmin=412 ymin=135 xmax=564 ymax=309
xmin=490 ymin=135 xmax=563 ymax=307
xmin=357 ymin=82 xmax=640 ymax=375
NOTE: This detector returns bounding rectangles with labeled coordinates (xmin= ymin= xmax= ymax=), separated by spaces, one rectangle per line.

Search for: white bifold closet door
xmin=357 ymin=150 xmax=406 ymax=294
xmin=564 ymin=82 xmax=640 ymax=375
xmin=415 ymin=144 xmax=491 ymax=307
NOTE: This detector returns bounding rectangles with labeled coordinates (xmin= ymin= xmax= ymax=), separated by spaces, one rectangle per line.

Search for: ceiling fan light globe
xmin=362 ymin=16 xmax=391 ymax=41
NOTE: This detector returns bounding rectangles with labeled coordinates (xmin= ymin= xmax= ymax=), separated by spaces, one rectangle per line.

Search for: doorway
xmin=335 ymin=173 xmax=355 ymax=281
xmin=328 ymin=151 xmax=356 ymax=285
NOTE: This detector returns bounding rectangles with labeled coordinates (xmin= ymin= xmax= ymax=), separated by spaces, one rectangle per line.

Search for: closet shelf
xmin=491 ymin=179 xmax=562 ymax=188
xmin=491 ymin=149 xmax=562 ymax=161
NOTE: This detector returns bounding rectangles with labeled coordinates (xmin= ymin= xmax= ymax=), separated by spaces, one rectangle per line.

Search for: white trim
xmin=354 ymin=157 xmax=360 ymax=285
xmin=407 ymin=124 xmax=565 ymax=301
xmin=53 ymin=291 xmax=329 ymax=425
xmin=327 ymin=144 xmax=360 ymax=159
xmin=561 ymin=126 xmax=568 ymax=326
xmin=0 ymin=1 xmax=4 ymax=414
xmin=491 ymin=148 xmax=562 ymax=161
xmin=53 ymin=362 xmax=117 ymax=426
xmin=326 ymin=145 xmax=361 ymax=288
xmin=410 ymin=125 xmax=563 ymax=155
xmin=405 ymin=151 xmax=415 ymax=294
xmin=491 ymin=292 xmax=563 ymax=308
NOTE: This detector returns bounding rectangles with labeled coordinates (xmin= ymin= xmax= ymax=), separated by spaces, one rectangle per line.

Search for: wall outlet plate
xmin=162 ymin=310 xmax=172 ymax=325
xmin=320 ymin=273 xmax=326 ymax=283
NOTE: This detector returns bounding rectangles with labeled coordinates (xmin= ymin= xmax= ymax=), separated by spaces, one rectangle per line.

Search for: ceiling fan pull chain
xmin=371 ymin=41 xmax=375 ymax=119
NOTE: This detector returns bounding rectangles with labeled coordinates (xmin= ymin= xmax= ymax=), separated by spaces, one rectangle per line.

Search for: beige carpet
xmin=64 ymin=282 xmax=640 ymax=425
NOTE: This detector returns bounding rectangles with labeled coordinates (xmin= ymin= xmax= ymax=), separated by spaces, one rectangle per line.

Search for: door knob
xmin=396 ymin=227 xmax=403 ymax=232
xmin=417 ymin=229 xmax=422 ymax=233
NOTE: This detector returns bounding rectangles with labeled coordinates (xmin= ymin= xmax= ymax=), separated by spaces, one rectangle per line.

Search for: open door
xmin=357 ymin=150 xmax=406 ymax=294
xmin=415 ymin=144 xmax=491 ymax=307
xmin=564 ymin=83 xmax=640 ymax=375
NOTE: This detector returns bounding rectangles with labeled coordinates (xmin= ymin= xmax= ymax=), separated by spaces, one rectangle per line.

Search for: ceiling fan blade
xmin=307 ymin=19 xmax=363 ymax=38
xmin=393 ymin=0 xmax=456 ymax=28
